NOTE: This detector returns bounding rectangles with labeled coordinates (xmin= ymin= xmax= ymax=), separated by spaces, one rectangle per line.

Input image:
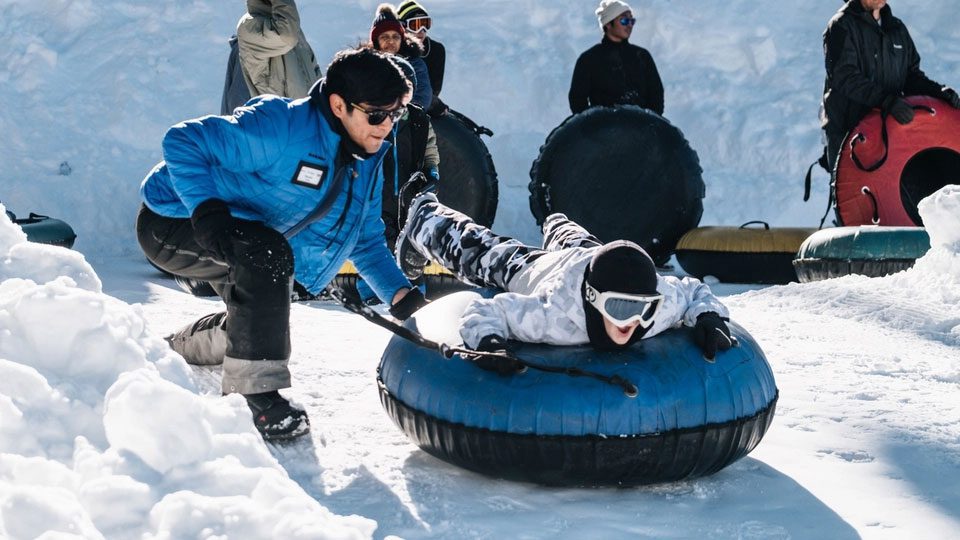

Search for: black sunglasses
xmin=619 ymin=16 xmax=636 ymax=26
xmin=350 ymin=103 xmax=407 ymax=125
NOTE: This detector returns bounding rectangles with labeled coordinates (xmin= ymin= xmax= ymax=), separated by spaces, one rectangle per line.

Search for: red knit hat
xmin=370 ymin=4 xmax=405 ymax=47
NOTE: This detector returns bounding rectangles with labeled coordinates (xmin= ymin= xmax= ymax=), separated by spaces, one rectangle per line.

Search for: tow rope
xmin=330 ymin=290 xmax=639 ymax=397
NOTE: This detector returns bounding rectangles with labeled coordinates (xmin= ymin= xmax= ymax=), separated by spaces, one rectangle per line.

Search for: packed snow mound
xmin=0 ymin=209 xmax=375 ymax=538
xmin=1 ymin=204 xmax=100 ymax=292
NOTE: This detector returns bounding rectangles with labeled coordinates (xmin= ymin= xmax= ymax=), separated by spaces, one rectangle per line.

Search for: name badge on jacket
xmin=292 ymin=161 xmax=328 ymax=188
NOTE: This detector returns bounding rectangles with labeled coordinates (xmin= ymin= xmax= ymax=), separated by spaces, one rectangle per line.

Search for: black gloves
xmin=693 ymin=312 xmax=735 ymax=361
xmin=466 ymin=335 xmax=525 ymax=376
xmin=882 ymin=95 xmax=915 ymax=125
xmin=191 ymin=199 xmax=237 ymax=264
xmin=389 ymin=288 xmax=428 ymax=320
xmin=940 ymin=87 xmax=960 ymax=109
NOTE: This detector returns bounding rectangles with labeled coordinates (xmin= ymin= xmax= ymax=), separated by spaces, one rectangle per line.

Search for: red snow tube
xmin=835 ymin=95 xmax=960 ymax=226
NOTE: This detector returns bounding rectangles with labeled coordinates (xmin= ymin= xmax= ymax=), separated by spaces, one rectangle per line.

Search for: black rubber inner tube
xmin=432 ymin=111 xmax=499 ymax=227
xmin=529 ymin=106 xmax=704 ymax=264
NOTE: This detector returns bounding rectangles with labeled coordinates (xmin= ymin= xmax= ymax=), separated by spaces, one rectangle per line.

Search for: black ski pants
xmin=136 ymin=204 xmax=293 ymax=394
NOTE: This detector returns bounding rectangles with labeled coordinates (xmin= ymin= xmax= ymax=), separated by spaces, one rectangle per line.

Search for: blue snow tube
xmin=378 ymin=291 xmax=778 ymax=486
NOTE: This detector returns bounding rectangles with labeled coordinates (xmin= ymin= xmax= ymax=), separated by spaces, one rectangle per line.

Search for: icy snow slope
xmin=3 ymin=0 xmax=959 ymax=254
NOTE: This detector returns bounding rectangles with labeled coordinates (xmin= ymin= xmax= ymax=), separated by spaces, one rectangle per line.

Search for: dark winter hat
xmin=397 ymin=1 xmax=429 ymax=21
xmin=586 ymin=240 xmax=658 ymax=295
xmin=582 ymin=240 xmax=659 ymax=349
xmin=371 ymin=4 xmax=405 ymax=47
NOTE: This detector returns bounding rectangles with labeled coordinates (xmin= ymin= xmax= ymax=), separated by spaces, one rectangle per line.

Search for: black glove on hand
xmin=191 ymin=199 xmax=236 ymax=264
xmin=388 ymin=288 xmax=428 ymax=321
xmin=467 ymin=335 xmax=524 ymax=376
xmin=693 ymin=312 xmax=735 ymax=361
xmin=940 ymin=87 xmax=960 ymax=109
xmin=883 ymin=96 xmax=915 ymax=125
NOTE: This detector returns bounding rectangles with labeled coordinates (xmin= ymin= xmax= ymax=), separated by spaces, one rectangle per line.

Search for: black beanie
xmin=582 ymin=240 xmax=659 ymax=349
xmin=397 ymin=1 xmax=429 ymax=21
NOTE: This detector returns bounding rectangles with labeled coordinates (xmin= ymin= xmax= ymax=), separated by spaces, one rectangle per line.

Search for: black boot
xmin=244 ymin=391 xmax=310 ymax=440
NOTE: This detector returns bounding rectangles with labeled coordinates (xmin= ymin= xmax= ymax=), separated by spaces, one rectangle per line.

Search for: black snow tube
xmin=793 ymin=226 xmax=931 ymax=282
xmin=8 ymin=211 xmax=77 ymax=248
xmin=433 ymin=110 xmax=499 ymax=226
xmin=529 ymin=106 xmax=704 ymax=264
xmin=675 ymin=222 xmax=817 ymax=284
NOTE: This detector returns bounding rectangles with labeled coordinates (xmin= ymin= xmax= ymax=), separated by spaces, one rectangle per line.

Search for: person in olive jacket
xmin=821 ymin=0 xmax=960 ymax=168
xmin=568 ymin=0 xmax=664 ymax=116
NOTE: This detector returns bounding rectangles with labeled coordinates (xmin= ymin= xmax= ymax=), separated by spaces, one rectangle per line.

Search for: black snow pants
xmin=136 ymin=205 xmax=293 ymax=394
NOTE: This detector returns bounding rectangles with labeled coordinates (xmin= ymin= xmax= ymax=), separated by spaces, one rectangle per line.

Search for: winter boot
xmin=395 ymin=191 xmax=438 ymax=280
xmin=165 ymin=311 xmax=228 ymax=366
xmin=244 ymin=390 xmax=310 ymax=440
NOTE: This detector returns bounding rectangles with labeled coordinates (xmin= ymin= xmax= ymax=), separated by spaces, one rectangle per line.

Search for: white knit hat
xmin=595 ymin=0 xmax=633 ymax=30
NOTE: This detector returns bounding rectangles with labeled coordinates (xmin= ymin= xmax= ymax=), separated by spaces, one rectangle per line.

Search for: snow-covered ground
xmin=2 ymin=1 xmax=960 ymax=538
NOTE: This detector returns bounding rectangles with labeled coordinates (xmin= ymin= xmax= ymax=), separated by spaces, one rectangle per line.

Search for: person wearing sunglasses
xmin=398 ymin=1 xmax=448 ymax=115
xmin=347 ymin=55 xmax=441 ymax=306
xmin=368 ymin=3 xmax=433 ymax=111
xmin=136 ymin=48 xmax=428 ymax=441
xmin=569 ymin=0 xmax=664 ymax=116
xmin=394 ymin=192 xmax=734 ymax=368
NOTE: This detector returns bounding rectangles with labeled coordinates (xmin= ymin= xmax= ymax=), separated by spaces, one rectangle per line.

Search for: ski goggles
xmin=404 ymin=16 xmax=431 ymax=32
xmin=618 ymin=16 xmax=636 ymax=26
xmin=584 ymin=283 xmax=662 ymax=328
xmin=350 ymin=103 xmax=407 ymax=126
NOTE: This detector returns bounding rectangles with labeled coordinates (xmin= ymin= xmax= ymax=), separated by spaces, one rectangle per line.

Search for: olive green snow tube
xmin=793 ymin=226 xmax=931 ymax=282
xmin=331 ymin=261 xmax=471 ymax=302
xmin=675 ymin=222 xmax=817 ymax=284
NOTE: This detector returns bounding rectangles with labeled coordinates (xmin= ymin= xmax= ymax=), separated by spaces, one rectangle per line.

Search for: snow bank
xmin=0 ymin=209 xmax=375 ymax=539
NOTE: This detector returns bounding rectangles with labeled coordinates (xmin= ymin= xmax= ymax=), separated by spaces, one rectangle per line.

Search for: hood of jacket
xmin=247 ymin=0 xmax=271 ymax=17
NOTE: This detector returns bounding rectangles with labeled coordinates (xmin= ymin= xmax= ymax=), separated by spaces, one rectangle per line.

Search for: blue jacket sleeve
xmin=410 ymin=58 xmax=433 ymax=111
xmin=161 ymin=97 xmax=291 ymax=215
xmin=351 ymin=164 xmax=412 ymax=303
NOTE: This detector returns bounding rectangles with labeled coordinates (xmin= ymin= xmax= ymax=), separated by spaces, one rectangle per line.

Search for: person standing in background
xmin=225 ymin=0 xmax=321 ymax=113
xmin=398 ymin=1 xmax=448 ymax=115
xmin=368 ymin=3 xmax=433 ymax=111
xmin=820 ymin=0 xmax=960 ymax=170
xmin=568 ymin=0 xmax=664 ymax=116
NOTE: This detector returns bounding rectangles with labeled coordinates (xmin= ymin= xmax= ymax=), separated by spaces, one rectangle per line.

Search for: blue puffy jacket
xmin=140 ymin=88 xmax=411 ymax=301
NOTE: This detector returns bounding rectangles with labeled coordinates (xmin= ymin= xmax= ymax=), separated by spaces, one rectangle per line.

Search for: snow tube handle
xmin=739 ymin=220 xmax=770 ymax=230
xmin=861 ymin=186 xmax=881 ymax=225
xmin=850 ymin=104 xmax=937 ymax=173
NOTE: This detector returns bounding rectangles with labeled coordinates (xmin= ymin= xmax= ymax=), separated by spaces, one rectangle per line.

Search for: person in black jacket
xmin=568 ymin=0 xmax=664 ymax=115
xmin=821 ymin=0 xmax=960 ymax=168
xmin=398 ymin=1 xmax=449 ymax=116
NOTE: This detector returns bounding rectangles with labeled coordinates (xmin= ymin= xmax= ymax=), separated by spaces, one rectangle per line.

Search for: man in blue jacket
xmin=137 ymin=48 xmax=427 ymax=440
